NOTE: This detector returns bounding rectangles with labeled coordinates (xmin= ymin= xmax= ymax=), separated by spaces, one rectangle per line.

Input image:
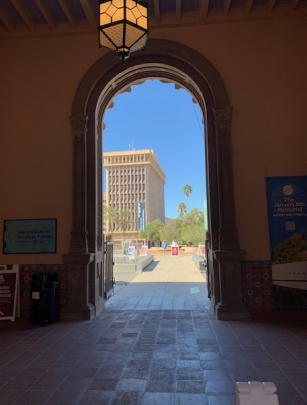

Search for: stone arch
xmin=62 ymin=39 xmax=250 ymax=321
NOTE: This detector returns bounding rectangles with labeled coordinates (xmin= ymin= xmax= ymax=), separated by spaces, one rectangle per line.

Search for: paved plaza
xmin=106 ymin=254 xmax=209 ymax=310
xmin=0 ymin=255 xmax=307 ymax=405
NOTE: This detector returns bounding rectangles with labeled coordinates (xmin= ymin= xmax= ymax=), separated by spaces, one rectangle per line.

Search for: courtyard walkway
xmin=105 ymin=254 xmax=210 ymax=310
xmin=0 ymin=255 xmax=307 ymax=405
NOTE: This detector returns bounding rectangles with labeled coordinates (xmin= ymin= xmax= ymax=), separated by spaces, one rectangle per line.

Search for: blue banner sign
xmin=265 ymin=176 xmax=307 ymax=308
xmin=265 ymin=176 xmax=307 ymax=253
xmin=3 ymin=219 xmax=57 ymax=254
xmin=138 ymin=202 xmax=146 ymax=231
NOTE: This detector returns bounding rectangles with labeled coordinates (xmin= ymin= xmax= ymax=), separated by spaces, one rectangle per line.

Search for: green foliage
xmin=142 ymin=219 xmax=164 ymax=244
xmin=181 ymin=223 xmax=206 ymax=246
xmin=182 ymin=184 xmax=193 ymax=212
xmin=160 ymin=219 xmax=182 ymax=244
xmin=183 ymin=207 xmax=204 ymax=225
xmin=176 ymin=202 xmax=187 ymax=218
xmin=103 ymin=205 xmax=119 ymax=237
xmin=117 ymin=209 xmax=133 ymax=237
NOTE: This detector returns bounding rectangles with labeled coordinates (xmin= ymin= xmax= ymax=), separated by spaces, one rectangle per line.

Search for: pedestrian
xmin=171 ymin=239 xmax=178 ymax=247
xmin=162 ymin=240 xmax=167 ymax=254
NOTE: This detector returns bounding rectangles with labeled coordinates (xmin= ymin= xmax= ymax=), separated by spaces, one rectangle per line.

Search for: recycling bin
xmin=30 ymin=272 xmax=60 ymax=325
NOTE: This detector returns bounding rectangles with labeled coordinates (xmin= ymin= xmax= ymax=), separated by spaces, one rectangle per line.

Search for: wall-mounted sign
xmin=3 ymin=219 xmax=57 ymax=254
xmin=0 ymin=265 xmax=19 ymax=321
xmin=138 ymin=202 xmax=146 ymax=231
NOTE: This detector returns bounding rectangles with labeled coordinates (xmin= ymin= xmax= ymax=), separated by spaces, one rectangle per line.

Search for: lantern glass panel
xmin=100 ymin=13 xmax=111 ymax=25
xmin=113 ymin=0 xmax=124 ymax=8
xmin=100 ymin=2 xmax=111 ymax=13
xmin=113 ymin=8 xmax=124 ymax=22
xmin=126 ymin=9 xmax=136 ymax=24
xmin=138 ymin=15 xmax=147 ymax=29
xmin=132 ymin=6 xmax=141 ymax=19
xmin=126 ymin=0 xmax=137 ymax=10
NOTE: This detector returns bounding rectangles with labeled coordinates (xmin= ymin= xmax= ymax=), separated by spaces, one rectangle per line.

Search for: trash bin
xmin=30 ymin=272 xmax=60 ymax=325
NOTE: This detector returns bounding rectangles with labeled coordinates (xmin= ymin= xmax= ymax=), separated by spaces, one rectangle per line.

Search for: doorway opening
xmin=102 ymin=78 xmax=208 ymax=310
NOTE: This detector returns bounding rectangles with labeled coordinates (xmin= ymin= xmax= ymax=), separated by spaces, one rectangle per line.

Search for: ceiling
xmin=0 ymin=0 xmax=306 ymax=40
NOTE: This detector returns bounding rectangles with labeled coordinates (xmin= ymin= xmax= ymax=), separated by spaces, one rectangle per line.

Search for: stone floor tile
xmin=46 ymin=390 xmax=85 ymax=404
xmin=4 ymin=377 xmax=36 ymax=390
xmin=207 ymin=395 xmax=236 ymax=405
xmin=147 ymin=379 xmax=175 ymax=392
xmin=174 ymin=393 xmax=208 ymax=405
xmin=278 ymin=396 xmax=307 ymax=405
xmin=78 ymin=390 xmax=113 ymax=405
xmin=58 ymin=377 xmax=92 ymax=391
xmin=111 ymin=391 xmax=144 ymax=405
xmin=176 ymin=380 xmax=206 ymax=393
xmin=0 ymin=389 xmax=25 ymax=404
xmin=15 ymin=389 xmax=53 ymax=404
xmin=205 ymin=381 xmax=236 ymax=395
xmin=87 ymin=378 xmax=118 ymax=391
xmin=202 ymin=370 xmax=231 ymax=381
xmin=141 ymin=392 xmax=173 ymax=405
xmin=116 ymin=378 xmax=147 ymax=392
xmin=31 ymin=377 xmax=66 ymax=390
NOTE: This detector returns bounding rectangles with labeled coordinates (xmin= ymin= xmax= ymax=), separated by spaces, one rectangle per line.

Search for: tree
xmin=160 ymin=218 xmax=182 ymax=245
xmin=176 ymin=202 xmax=187 ymax=219
xmin=103 ymin=205 xmax=118 ymax=239
xmin=140 ymin=219 xmax=164 ymax=245
xmin=117 ymin=209 xmax=133 ymax=239
xmin=183 ymin=208 xmax=204 ymax=225
xmin=182 ymin=184 xmax=192 ymax=212
xmin=181 ymin=224 xmax=206 ymax=246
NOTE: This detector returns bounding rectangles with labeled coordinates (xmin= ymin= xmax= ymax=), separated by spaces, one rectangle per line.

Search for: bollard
xmin=236 ymin=382 xmax=279 ymax=405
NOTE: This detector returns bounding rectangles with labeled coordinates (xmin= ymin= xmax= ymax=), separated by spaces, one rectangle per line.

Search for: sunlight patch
xmin=190 ymin=287 xmax=200 ymax=294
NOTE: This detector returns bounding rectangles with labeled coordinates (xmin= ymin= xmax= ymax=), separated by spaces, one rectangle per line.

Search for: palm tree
xmin=103 ymin=205 xmax=118 ymax=239
xmin=182 ymin=184 xmax=192 ymax=212
xmin=176 ymin=202 xmax=187 ymax=219
xmin=118 ymin=209 xmax=133 ymax=239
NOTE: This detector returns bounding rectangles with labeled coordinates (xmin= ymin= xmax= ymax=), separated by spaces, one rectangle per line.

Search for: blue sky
xmin=103 ymin=79 xmax=206 ymax=219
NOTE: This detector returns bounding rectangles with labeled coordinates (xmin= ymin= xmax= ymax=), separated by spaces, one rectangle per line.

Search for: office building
xmin=103 ymin=150 xmax=166 ymax=241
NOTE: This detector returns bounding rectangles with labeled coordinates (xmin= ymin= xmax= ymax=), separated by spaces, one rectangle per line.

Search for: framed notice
xmin=3 ymin=219 xmax=57 ymax=254
xmin=0 ymin=265 xmax=19 ymax=321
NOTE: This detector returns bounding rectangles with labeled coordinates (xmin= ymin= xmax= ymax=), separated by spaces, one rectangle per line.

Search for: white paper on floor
xmin=190 ymin=287 xmax=200 ymax=294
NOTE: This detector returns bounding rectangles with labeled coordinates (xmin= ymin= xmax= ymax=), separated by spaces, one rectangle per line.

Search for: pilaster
xmin=61 ymin=252 xmax=95 ymax=321
xmin=214 ymin=249 xmax=250 ymax=321
xmin=69 ymin=115 xmax=89 ymax=253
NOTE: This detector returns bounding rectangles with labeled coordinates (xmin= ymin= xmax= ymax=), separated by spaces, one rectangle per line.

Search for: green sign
xmin=3 ymin=219 xmax=57 ymax=254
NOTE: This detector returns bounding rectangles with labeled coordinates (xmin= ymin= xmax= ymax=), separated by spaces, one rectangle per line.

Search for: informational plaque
xmin=3 ymin=219 xmax=57 ymax=254
xmin=0 ymin=265 xmax=19 ymax=322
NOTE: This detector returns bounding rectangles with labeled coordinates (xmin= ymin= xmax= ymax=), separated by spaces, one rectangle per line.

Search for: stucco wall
xmin=0 ymin=17 xmax=306 ymax=263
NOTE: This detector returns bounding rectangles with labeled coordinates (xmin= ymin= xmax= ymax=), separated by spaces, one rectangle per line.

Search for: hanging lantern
xmin=99 ymin=0 xmax=148 ymax=62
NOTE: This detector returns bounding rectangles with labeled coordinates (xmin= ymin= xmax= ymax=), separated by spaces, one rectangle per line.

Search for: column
xmin=213 ymin=107 xmax=250 ymax=321
xmin=61 ymin=115 xmax=95 ymax=321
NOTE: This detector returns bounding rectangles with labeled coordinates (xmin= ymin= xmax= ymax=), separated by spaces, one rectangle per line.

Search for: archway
xmin=62 ymin=39 xmax=250 ymax=321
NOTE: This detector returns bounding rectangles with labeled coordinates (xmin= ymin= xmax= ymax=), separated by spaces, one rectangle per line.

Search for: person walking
xmin=162 ymin=240 xmax=167 ymax=254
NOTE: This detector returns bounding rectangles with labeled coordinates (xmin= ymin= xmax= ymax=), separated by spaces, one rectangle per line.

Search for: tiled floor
xmin=0 ymin=255 xmax=307 ymax=405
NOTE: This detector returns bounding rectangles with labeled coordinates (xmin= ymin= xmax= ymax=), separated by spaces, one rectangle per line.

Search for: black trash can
xmin=30 ymin=272 xmax=60 ymax=325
